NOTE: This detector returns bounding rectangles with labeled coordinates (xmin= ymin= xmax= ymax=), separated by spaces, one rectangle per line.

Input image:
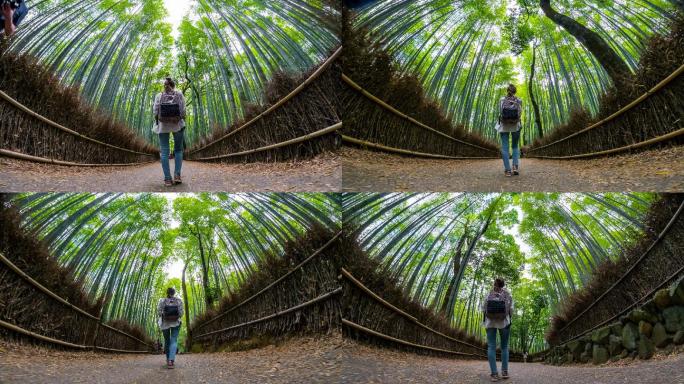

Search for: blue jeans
xmin=487 ymin=327 xmax=510 ymax=375
xmin=162 ymin=325 xmax=180 ymax=362
xmin=159 ymin=129 xmax=184 ymax=181
xmin=0 ymin=2 xmax=28 ymax=27
xmin=499 ymin=131 xmax=520 ymax=172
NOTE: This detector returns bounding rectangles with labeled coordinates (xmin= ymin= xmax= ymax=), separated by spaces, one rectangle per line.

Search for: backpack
xmin=500 ymin=97 xmax=521 ymax=125
xmin=485 ymin=291 xmax=508 ymax=321
xmin=162 ymin=298 xmax=180 ymax=322
xmin=158 ymin=92 xmax=181 ymax=124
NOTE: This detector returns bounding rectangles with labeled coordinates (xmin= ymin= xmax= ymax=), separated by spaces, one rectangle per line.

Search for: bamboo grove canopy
xmin=342 ymin=192 xmax=656 ymax=353
xmin=351 ymin=0 xmax=679 ymax=143
xmin=8 ymin=193 xmax=339 ymax=337
xmin=9 ymin=0 xmax=339 ymax=145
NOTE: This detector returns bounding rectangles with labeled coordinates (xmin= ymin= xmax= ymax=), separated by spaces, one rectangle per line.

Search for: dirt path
xmin=0 ymin=153 xmax=340 ymax=192
xmin=1 ymin=338 xmax=683 ymax=383
xmin=0 ymin=337 xmax=342 ymax=384
xmin=338 ymin=342 xmax=684 ymax=384
xmin=341 ymin=146 xmax=684 ymax=192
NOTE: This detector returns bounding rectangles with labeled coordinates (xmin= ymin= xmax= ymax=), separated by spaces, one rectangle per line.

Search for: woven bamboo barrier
xmin=0 ymin=90 xmax=155 ymax=165
xmin=526 ymin=63 xmax=684 ymax=157
xmin=554 ymin=200 xmax=684 ymax=344
xmin=191 ymin=230 xmax=343 ymax=350
xmin=0 ymin=251 xmax=151 ymax=353
xmin=341 ymin=73 xmax=498 ymax=158
xmin=188 ymin=48 xmax=342 ymax=163
xmin=340 ymin=267 xmax=487 ymax=358
xmin=342 ymin=135 xmax=497 ymax=159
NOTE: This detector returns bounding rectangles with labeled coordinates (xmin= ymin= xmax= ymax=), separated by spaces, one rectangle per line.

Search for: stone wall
xmin=546 ymin=277 xmax=684 ymax=365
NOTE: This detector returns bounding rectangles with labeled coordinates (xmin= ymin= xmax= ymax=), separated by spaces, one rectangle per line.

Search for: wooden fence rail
xmin=0 ymin=251 xmax=152 ymax=353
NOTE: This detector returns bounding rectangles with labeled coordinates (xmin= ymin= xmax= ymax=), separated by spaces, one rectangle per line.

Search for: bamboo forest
xmin=0 ymin=0 xmax=683 ymax=383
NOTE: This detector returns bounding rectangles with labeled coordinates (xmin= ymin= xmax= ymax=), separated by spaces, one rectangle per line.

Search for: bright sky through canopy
xmin=163 ymin=0 xmax=194 ymax=38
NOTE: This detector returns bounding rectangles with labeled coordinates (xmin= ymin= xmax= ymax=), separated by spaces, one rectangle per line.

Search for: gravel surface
xmin=338 ymin=341 xmax=684 ymax=384
xmin=0 ymin=153 xmax=341 ymax=192
xmin=341 ymin=146 xmax=684 ymax=192
xmin=2 ymin=337 xmax=683 ymax=383
xmin=0 ymin=336 xmax=342 ymax=384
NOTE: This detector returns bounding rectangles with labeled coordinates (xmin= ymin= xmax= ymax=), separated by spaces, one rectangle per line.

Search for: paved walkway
xmin=341 ymin=146 xmax=684 ymax=192
xmin=0 ymin=153 xmax=341 ymax=192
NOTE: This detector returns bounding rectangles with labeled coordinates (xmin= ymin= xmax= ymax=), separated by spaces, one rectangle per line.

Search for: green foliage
xmin=343 ymin=192 xmax=655 ymax=353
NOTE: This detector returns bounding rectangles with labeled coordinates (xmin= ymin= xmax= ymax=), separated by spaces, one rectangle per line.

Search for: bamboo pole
xmin=527 ymin=63 xmax=684 ymax=153
xmin=195 ymin=231 xmax=342 ymax=330
xmin=194 ymin=287 xmax=342 ymax=340
xmin=340 ymin=268 xmax=486 ymax=352
xmin=557 ymin=200 xmax=684 ymax=339
xmin=528 ymin=127 xmax=684 ymax=159
xmin=342 ymin=135 xmax=498 ymax=159
xmin=191 ymin=122 xmax=342 ymax=161
xmin=341 ymin=319 xmax=485 ymax=358
xmin=0 ymin=148 xmax=155 ymax=167
xmin=0 ymin=90 xmax=155 ymax=157
xmin=93 ymin=346 xmax=150 ymax=354
xmin=341 ymin=74 xmax=498 ymax=153
xmin=190 ymin=47 xmax=343 ymax=154
xmin=100 ymin=323 xmax=152 ymax=347
xmin=0 ymin=319 xmax=89 ymax=349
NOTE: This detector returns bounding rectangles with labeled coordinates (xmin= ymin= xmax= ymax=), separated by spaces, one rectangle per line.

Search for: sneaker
xmin=512 ymin=166 xmax=519 ymax=176
xmin=164 ymin=179 xmax=174 ymax=187
xmin=168 ymin=360 xmax=175 ymax=369
xmin=174 ymin=175 xmax=182 ymax=185
xmin=504 ymin=170 xmax=512 ymax=177
xmin=502 ymin=371 xmax=509 ymax=379
xmin=490 ymin=373 xmax=500 ymax=382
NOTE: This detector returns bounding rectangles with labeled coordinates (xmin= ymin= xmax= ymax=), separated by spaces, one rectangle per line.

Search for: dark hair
xmin=166 ymin=287 xmax=176 ymax=297
xmin=494 ymin=278 xmax=505 ymax=288
xmin=164 ymin=77 xmax=175 ymax=88
xmin=507 ymin=84 xmax=516 ymax=96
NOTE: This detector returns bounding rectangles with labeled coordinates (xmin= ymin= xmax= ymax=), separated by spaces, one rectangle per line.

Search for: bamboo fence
xmin=0 ymin=251 xmax=152 ymax=353
xmin=341 ymin=73 xmax=499 ymax=159
xmin=555 ymin=200 xmax=684 ymax=344
xmin=0 ymin=90 xmax=156 ymax=165
xmin=187 ymin=48 xmax=343 ymax=162
xmin=191 ymin=232 xmax=343 ymax=348
xmin=526 ymin=63 xmax=684 ymax=158
xmin=340 ymin=267 xmax=488 ymax=359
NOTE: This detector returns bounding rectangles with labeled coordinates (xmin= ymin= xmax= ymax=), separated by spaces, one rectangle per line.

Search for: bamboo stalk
xmin=529 ymin=126 xmax=684 ymax=159
xmin=341 ymin=74 xmax=497 ymax=153
xmin=340 ymin=268 xmax=486 ymax=352
xmin=557 ymin=200 xmax=684 ymax=337
xmin=190 ymin=47 xmax=343 ymax=154
xmin=93 ymin=346 xmax=150 ymax=354
xmin=194 ymin=287 xmax=342 ymax=340
xmin=528 ymin=63 xmax=684 ymax=153
xmin=191 ymin=122 xmax=341 ymax=161
xmin=196 ymin=231 xmax=342 ymax=330
xmin=0 ymin=318 xmax=88 ymax=349
xmin=0 ymin=149 xmax=155 ymax=167
xmin=341 ymin=318 xmax=485 ymax=358
xmin=342 ymin=135 xmax=498 ymax=159
xmin=0 ymin=90 xmax=155 ymax=157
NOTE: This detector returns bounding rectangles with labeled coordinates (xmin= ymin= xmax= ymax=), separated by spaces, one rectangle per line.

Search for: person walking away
xmin=153 ymin=77 xmax=186 ymax=187
xmin=482 ymin=278 xmax=513 ymax=382
xmin=1 ymin=0 xmax=28 ymax=36
xmin=158 ymin=287 xmax=184 ymax=369
xmin=496 ymin=84 xmax=522 ymax=177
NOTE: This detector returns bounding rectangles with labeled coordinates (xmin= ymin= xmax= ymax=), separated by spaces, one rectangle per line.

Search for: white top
xmin=496 ymin=96 xmax=522 ymax=133
xmin=157 ymin=297 xmax=184 ymax=330
xmin=153 ymin=90 xmax=186 ymax=134
xmin=481 ymin=288 xmax=514 ymax=329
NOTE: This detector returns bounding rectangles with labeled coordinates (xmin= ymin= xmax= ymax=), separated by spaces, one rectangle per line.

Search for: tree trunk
xmin=195 ymin=228 xmax=213 ymax=308
xmin=181 ymin=262 xmax=192 ymax=348
xmin=539 ymin=0 xmax=631 ymax=88
xmin=528 ymin=44 xmax=544 ymax=138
